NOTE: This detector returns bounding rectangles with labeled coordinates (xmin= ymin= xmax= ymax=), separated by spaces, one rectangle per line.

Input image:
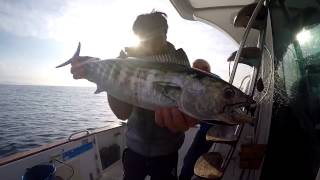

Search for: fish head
xmin=219 ymin=83 xmax=253 ymax=111
xmin=178 ymin=72 xmax=255 ymax=124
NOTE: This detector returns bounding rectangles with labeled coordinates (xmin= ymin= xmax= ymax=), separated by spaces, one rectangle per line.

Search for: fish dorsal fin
xmin=153 ymin=81 xmax=181 ymax=102
xmin=56 ymin=42 xmax=81 ymax=68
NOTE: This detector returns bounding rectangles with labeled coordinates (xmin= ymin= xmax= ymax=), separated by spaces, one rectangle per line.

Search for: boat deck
xmin=0 ymin=125 xmax=199 ymax=180
xmin=100 ymin=160 xmax=123 ymax=180
xmin=99 ymin=126 xmax=199 ymax=180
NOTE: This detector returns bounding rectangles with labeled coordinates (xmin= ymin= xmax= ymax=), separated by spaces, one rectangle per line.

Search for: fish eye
xmin=223 ymin=87 xmax=235 ymax=99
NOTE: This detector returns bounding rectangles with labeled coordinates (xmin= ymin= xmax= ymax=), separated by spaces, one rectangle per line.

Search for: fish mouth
xmin=229 ymin=107 xmax=254 ymax=124
xmin=221 ymin=100 xmax=255 ymax=124
xmin=199 ymin=99 xmax=255 ymax=125
xmin=201 ymin=107 xmax=254 ymax=125
xmin=223 ymin=100 xmax=254 ymax=113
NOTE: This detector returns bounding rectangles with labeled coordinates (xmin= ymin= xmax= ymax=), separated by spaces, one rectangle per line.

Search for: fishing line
xmin=253 ymin=45 xmax=274 ymax=143
xmin=54 ymin=159 xmax=74 ymax=180
xmin=255 ymin=45 xmax=274 ymax=104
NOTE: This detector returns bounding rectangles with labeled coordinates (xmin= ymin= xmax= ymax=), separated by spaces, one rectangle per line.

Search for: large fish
xmin=56 ymin=43 xmax=254 ymax=124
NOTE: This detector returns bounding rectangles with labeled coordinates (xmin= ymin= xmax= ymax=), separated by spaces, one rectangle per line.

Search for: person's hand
xmin=70 ymin=56 xmax=94 ymax=79
xmin=155 ymin=107 xmax=199 ymax=133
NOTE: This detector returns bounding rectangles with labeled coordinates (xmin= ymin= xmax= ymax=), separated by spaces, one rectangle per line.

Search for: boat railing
xmin=199 ymin=0 xmax=269 ymax=179
xmin=68 ymin=130 xmax=90 ymax=141
xmin=229 ymin=0 xmax=266 ymax=85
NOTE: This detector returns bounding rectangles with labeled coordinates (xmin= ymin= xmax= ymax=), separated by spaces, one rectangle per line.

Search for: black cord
xmin=246 ymin=170 xmax=251 ymax=180
xmin=229 ymin=61 xmax=232 ymax=78
xmin=239 ymin=169 xmax=245 ymax=180
xmin=54 ymin=159 xmax=75 ymax=180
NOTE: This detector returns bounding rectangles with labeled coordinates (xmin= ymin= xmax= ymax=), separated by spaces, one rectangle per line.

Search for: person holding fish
xmin=179 ymin=59 xmax=218 ymax=180
xmin=70 ymin=11 xmax=198 ymax=180
xmin=60 ymin=9 xmax=254 ymax=180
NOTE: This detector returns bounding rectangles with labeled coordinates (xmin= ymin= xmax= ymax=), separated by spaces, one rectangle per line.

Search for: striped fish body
xmin=56 ymin=43 xmax=254 ymax=124
xmin=82 ymin=58 xmax=254 ymax=124
xmin=84 ymin=58 xmax=190 ymax=109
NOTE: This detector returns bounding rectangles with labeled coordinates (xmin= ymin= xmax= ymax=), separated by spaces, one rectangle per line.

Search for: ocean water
xmin=0 ymin=84 xmax=121 ymax=158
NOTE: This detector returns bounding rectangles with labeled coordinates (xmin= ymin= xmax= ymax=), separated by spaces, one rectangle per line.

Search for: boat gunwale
xmin=0 ymin=124 xmax=124 ymax=166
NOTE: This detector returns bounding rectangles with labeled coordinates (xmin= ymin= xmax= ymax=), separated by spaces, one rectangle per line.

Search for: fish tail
xmin=56 ymin=42 xmax=81 ymax=68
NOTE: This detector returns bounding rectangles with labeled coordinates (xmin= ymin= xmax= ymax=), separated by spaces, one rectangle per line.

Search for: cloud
xmin=0 ymin=0 xmax=137 ymax=42
xmin=0 ymin=0 xmax=240 ymax=86
xmin=0 ymin=0 xmax=142 ymax=55
xmin=0 ymin=0 xmax=238 ymax=54
xmin=0 ymin=0 xmax=66 ymax=38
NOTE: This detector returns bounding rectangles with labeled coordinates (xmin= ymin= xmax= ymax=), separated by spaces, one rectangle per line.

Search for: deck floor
xmin=99 ymin=127 xmax=199 ymax=180
xmin=100 ymin=160 xmax=123 ymax=180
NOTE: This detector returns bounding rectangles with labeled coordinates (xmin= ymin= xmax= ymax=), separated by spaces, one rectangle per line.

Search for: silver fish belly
xmin=57 ymin=43 xmax=255 ymax=124
xmin=82 ymin=59 xmax=254 ymax=124
xmin=84 ymin=59 xmax=186 ymax=109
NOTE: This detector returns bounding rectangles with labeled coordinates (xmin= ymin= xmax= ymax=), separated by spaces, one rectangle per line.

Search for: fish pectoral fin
xmin=153 ymin=81 xmax=181 ymax=101
xmin=94 ymin=84 xmax=104 ymax=94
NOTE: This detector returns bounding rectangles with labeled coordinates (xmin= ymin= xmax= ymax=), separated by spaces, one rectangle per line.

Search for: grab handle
xmin=68 ymin=130 xmax=90 ymax=141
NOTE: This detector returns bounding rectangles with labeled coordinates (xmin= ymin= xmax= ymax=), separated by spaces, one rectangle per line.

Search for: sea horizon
xmin=0 ymin=82 xmax=95 ymax=88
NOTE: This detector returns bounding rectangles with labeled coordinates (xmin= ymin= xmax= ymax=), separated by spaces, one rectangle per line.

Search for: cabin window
xmin=274 ymin=1 xmax=320 ymax=135
xmin=262 ymin=0 xmax=320 ymax=180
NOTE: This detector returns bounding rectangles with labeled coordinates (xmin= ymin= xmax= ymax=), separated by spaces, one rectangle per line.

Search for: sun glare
xmin=296 ymin=29 xmax=311 ymax=45
xmin=48 ymin=0 xmax=143 ymax=59
xmin=0 ymin=0 xmax=237 ymax=86
xmin=45 ymin=0 xmax=147 ymax=86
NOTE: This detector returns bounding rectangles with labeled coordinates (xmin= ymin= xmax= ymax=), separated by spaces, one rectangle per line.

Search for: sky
xmin=0 ymin=0 xmax=240 ymax=87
